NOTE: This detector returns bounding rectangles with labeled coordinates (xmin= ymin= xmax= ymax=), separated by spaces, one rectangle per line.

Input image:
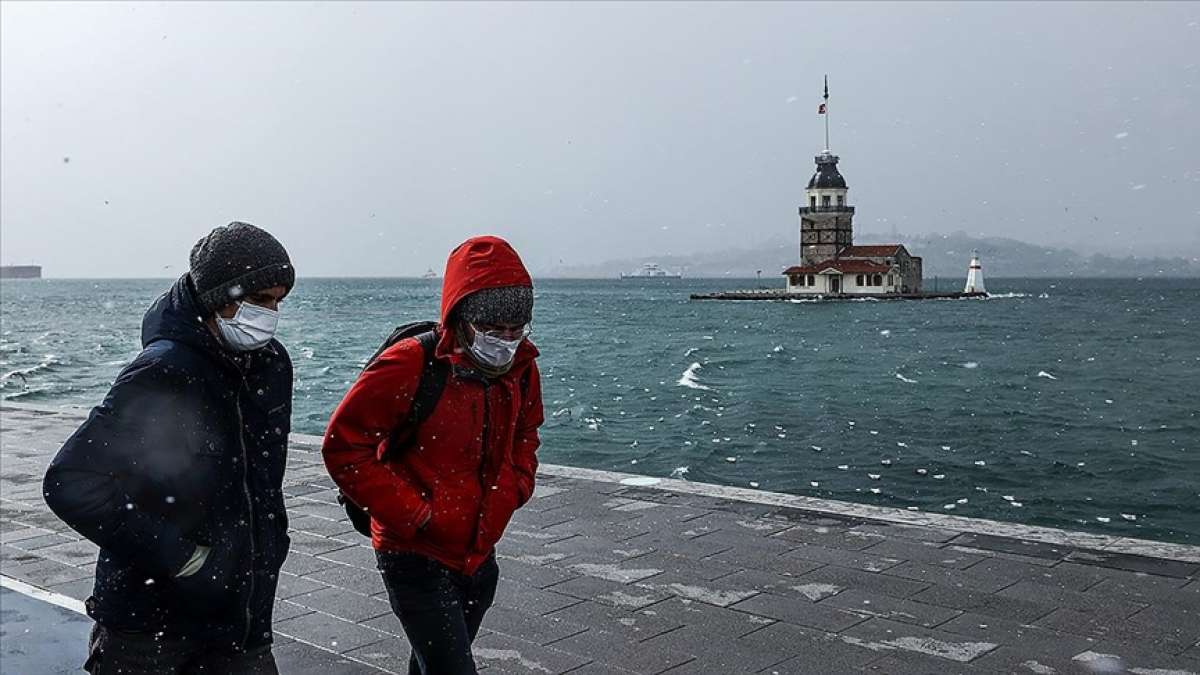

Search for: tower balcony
xmin=798 ymin=205 xmax=855 ymax=215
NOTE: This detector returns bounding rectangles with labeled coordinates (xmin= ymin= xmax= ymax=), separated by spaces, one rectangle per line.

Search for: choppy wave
xmin=677 ymin=363 xmax=713 ymax=391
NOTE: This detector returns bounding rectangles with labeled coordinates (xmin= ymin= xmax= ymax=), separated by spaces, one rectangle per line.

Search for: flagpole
xmin=823 ymin=75 xmax=830 ymax=152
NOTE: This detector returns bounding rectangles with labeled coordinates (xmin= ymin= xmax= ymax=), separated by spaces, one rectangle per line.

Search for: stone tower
xmin=799 ymin=151 xmax=854 ymax=265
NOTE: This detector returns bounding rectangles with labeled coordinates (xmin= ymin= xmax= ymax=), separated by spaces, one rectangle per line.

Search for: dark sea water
xmin=2 ymin=277 xmax=1197 ymax=545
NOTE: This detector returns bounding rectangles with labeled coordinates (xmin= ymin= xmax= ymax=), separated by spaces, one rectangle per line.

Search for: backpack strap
xmin=380 ymin=330 xmax=449 ymax=461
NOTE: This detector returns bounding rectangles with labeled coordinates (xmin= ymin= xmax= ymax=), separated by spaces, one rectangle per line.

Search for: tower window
xmin=822 ymin=195 xmax=831 ymax=207
xmin=810 ymin=196 xmax=817 ymax=208
xmin=837 ymin=195 xmax=845 ymax=206
xmin=856 ymin=274 xmax=864 ymax=286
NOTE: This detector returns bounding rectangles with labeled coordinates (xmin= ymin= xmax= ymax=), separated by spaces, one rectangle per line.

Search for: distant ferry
xmin=620 ymin=263 xmax=682 ymax=279
xmin=0 ymin=265 xmax=41 ymax=280
xmin=421 ymin=268 xmax=438 ymax=280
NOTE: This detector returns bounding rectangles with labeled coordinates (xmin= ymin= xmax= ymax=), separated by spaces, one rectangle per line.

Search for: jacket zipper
xmin=469 ymin=380 xmax=491 ymax=563
xmin=234 ymin=387 xmax=257 ymax=649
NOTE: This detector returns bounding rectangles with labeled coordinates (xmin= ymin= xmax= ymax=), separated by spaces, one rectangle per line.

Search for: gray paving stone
xmin=548 ymin=575 xmax=672 ymax=610
xmin=545 ymin=600 xmax=684 ymax=642
xmin=714 ymin=566 xmax=828 ymax=600
xmin=1064 ymin=548 xmax=1200 ymax=578
xmin=996 ymin=580 xmax=1146 ymax=619
xmin=318 ymin=544 xmax=379 ymax=570
xmin=274 ymin=611 xmax=391 ymax=653
xmin=494 ymin=577 xmax=583 ymax=616
xmin=289 ymin=514 xmax=360 ymax=538
xmin=881 ymin=560 xmax=1022 ymax=594
xmin=773 ymin=523 xmax=886 ymax=552
xmin=818 ymin=588 xmax=962 ymax=628
xmin=849 ymin=521 xmax=960 ymax=540
xmin=841 ymin=617 xmax=1002 ymax=664
xmin=271 ymin=639 xmax=387 ymax=674
xmin=781 ymin=541 xmax=904 ymax=573
xmin=793 ymin=564 xmax=931 ymax=600
xmin=34 ymin=538 xmax=98 ymax=565
xmin=642 ymin=597 xmax=775 ymax=639
xmin=306 ymin=562 xmax=386 ymax=596
xmin=7 ymin=557 xmax=93 ymax=586
xmin=628 ymin=551 xmax=739 ymax=582
xmin=288 ymin=531 xmax=357 ymax=557
xmin=702 ymin=537 xmax=800 ymax=572
xmin=641 ymin=625 xmax=791 ymax=674
xmin=275 ymin=571 xmax=331 ymax=599
xmin=273 ymin=599 xmax=315 ymax=622
xmin=473 ymin=631 xmax=593 ymax=674
xmin=291 ymin=585 xmax=393 ymax=623
xmin=946 ymin=533 xmax=1071 ymax=561
xmin=283 ymin=551 xmax=344 ymax=576
xmin=1083 ymin=568 xmax=1196 ymax=606
xmin=46 ymin=575 xmax=94 ymax=601
xmin=861 ymin=539 xmax=986 ymax=570
xmin=907 ymin=584 xmax=1056 ymax=624
xmin=969 ymin=558 xmax=1111 ymax=592
xmin=546 ymin=628 xmax=694 ymax=674
xmin=341 ymin=638 xmax=411 ymax=674
xmin=859 ymin=652 xmax=1003 ymax=674
xmin=481 ymin=605 xmax=590 ymax=646
xmin=740 ymin=622 xmax=885 ymax=674
xmin=493 ymin=556 xmax=580 ymax=589
xmin=730 ymin=592 xmax=869 ymax=633
xmin=1034 ymin=605 xmax=1199 ymax=652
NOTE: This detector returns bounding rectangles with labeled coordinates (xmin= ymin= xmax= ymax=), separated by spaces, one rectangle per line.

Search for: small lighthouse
xmin=964 ymin=250 xmax=986 ymax=294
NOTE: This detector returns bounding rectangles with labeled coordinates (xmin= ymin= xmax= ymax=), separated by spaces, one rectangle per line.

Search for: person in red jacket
xmin=322 ymin=235 xmax=543 ymax=675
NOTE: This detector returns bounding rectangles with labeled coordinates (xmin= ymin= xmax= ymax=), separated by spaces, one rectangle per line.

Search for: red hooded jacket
xmin=322 ymin=237 xmax=543 ymax=576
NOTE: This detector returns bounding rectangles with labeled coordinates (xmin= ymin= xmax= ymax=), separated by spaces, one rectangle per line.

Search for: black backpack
xmin=336 ymin=321 xmax=449 ymax=537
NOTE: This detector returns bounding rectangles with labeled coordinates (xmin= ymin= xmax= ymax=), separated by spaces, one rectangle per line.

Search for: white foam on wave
xmin=983 ymin=292 xmax=1034 ymax=300
xmin=963 ymin=362 xmax=979 ymax=369
xmin=678 ymin=363 xmax=713 ymax=391
xmin=1037 ymin=371 xmax=1058 ymax=380
xmin=895 ymin=373 xmax=918 ymax=384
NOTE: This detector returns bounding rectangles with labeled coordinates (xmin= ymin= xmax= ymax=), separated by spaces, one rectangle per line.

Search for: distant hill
xmin=544 ymin=232 xmax=1200 ymax=279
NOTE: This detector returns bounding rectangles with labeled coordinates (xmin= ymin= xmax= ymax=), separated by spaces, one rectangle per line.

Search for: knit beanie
xmin=456 ymin=286 xmax=534 ymax=326
xmin=188 ymin=222 xmax=295 ymax=315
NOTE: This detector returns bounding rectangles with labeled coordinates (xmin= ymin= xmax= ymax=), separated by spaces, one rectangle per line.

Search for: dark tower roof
xmin=807 ymin=152 xmax=847 ymax=190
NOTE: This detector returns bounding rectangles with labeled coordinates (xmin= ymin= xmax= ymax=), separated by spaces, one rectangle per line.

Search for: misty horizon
xmin=3 ymin=2 xmax=1198 ymax=278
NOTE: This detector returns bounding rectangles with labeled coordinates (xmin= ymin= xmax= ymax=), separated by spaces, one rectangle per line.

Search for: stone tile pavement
xmin=2 ymin=404 xmax=1198 ymax=674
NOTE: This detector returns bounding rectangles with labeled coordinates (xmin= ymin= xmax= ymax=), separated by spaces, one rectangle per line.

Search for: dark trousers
xmin=84 ymin=623 xmax=278 ymax=675
xmin=376 ymin=551 xmax=499 ymax=675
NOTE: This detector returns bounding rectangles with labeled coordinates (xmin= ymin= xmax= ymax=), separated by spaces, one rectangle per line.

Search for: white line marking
xmin=1 ymin=574 xmax=87 ymax=615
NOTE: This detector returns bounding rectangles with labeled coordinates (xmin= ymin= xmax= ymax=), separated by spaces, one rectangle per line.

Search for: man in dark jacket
xmin=323 ymin=235 xmax=544 ymax=675
xmin=43 ymin=222 xmax=296 ymax=674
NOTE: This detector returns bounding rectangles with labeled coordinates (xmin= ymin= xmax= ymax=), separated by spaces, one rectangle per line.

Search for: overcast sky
xmin=2 ymin=1 xmax=1197 ymax=277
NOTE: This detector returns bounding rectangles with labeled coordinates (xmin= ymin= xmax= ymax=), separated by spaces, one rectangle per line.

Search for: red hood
xmin=439 ymin=236 xmax=533 ymax=324
xmin=437 ymin=236 xmax=537 ymax=365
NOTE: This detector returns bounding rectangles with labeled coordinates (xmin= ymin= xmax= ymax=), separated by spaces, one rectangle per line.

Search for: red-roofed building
xmin=787 ymin=150 xmax=922 ymax=294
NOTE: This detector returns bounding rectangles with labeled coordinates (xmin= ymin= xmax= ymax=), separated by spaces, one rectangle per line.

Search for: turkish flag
xmin=818 ymin=103 xmax=827 ymax=114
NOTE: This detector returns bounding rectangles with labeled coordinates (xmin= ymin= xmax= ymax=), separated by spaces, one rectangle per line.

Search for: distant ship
xmin=620 ymin=263 xmax=682 ymax=279
xmin=0 ymin=265 xmax=41 ymax=280
xmin=421 ymin=268 xmax=439 ymax=280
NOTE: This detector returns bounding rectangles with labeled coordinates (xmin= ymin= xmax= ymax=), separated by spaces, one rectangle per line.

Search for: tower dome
xmin=807 ymin=152 xmax=847 ymax=189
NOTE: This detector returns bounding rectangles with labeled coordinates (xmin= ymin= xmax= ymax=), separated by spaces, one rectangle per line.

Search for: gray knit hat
xmin=188 ymin=222 xmax=294 ymax=315
xmin=456 ymin=286 xmax=533 ymax=326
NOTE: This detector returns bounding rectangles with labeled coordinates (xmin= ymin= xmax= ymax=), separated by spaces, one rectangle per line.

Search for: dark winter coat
xmin=322 ymin=236 xmax=544 ymax=576
xmin=42 ymin=275 xmax=293 ymax=651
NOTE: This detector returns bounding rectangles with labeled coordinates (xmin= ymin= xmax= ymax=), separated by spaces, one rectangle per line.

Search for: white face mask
xmin=215 ymin=301 xmax=278 ymax=352
xmin=468 ymin=330 xmax=524 ymax=369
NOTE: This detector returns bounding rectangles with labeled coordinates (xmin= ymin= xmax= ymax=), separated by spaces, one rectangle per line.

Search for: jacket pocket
xmin=421 ymin=476 xmax=477 ymax=553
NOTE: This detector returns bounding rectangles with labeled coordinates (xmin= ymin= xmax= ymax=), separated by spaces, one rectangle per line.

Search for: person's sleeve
xmin=321 ymin=343 xmax=432 ymax=538
xmin=42 ymin=359 xmax=200 ymax=579
xmin=512 ymin=361 xmax=544 ymax=507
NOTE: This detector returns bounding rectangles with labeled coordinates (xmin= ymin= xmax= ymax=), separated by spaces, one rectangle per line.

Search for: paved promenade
xmin=2 ymin=403 xmax=1198 ymax=674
